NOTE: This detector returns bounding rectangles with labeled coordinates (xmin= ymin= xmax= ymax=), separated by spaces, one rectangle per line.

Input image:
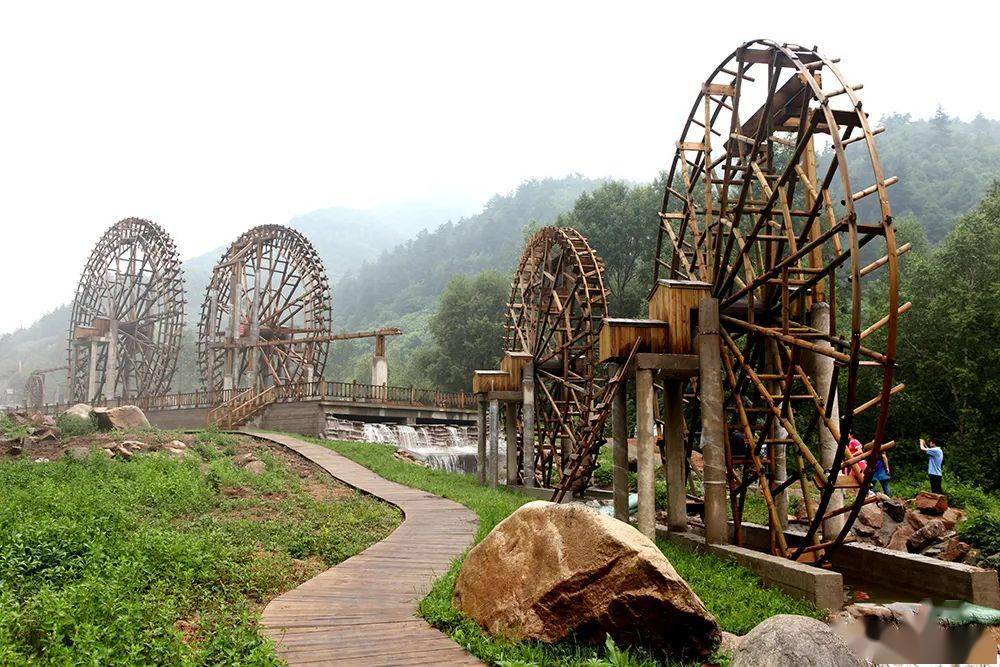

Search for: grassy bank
xmin=0 ymin=429 xmax=400 ymax=665
xmin=314 ymin=437 xmax=822 ymax=666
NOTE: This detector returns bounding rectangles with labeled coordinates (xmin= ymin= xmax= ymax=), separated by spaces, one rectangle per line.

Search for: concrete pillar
xmin=773 ymin=425 xmax=789 ymax=530
xmin=226 ymin=264 xmax=241 ymax=390
xmin=87 ymin=340 xmax=98 ymax=402
xmin=766 ymin=344 xmax=789 ymax=530
xmin=811 ymin=302 xmax=845 ymax=538
xmin=505 ymin=403 xmax=518 ymax=486
xmin=636 ymin=368 xmax=656 ymax=539
xmin=663 ymin=379 xmax=687 ymax=532
xmin=521 ymin=362 xmax=535 ymax=487
xmin=488 ymin=399 xmax=500 ymax=489
xmin=612 ymin=368 xmax=629 ymax=522
xmin=372 ymin=335 xmax=388 ymax=387
xmin=699 ymin=298 xmax=728 ymax=545
xmin=106 ymin=319 xmax=119 ymax=399
xmin=476 ymin=400 xmax=487 ymax=484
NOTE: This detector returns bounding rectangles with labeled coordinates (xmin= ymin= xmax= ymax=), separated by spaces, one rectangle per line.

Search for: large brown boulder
xmin=914 ymin=491 xmax=948 ymax=515
xmin=453 ymin=501 xmax=720 ymax=657
xmin=907 ymin=519 xmax=947 ymax=553
xmin=94 ymin=405 xmax=150 ymax=431
xmin=731 ymin=615 xmax=861 ymax=667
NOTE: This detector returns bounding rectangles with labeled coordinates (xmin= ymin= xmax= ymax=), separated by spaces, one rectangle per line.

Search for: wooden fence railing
xmin=31 ymin=379 xmax=474 ymax=416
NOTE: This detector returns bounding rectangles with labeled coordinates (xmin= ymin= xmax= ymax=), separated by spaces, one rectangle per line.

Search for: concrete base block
xmin=735 ymin=521 xmax=1000 ymax=607
xmin=657 ymin=526 xmax=844 ymax=611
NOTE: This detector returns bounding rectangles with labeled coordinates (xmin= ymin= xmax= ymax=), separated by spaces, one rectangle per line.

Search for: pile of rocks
xmin=849 ymin=491 xmax=970 ymax=562
xmin=68 ymin=438 xmax=190 ymax=461
xmin=1 ymin=411 xmax=61 ymax=451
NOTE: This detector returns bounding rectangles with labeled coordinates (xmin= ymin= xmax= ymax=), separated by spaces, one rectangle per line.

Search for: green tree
xmin=555 ymin=178 xmax=662 ymax=316
xmin=412 ymin=270 xmax=509 ymax=390
xmin=858 ymin=185 xmax=1000 ymax=489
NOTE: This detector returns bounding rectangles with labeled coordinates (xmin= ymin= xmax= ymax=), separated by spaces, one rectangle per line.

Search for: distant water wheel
xmin=198 ymin=225 xmax=332 ymax=394
xmin=503 ymin=227 xmax=608 ymax=488
xmin=67 ymin=218 xmax=185 ymax=402
xmin=655 ymin=40 xmax=903 ymax=562
xmin=24 ymin=373 xmax=45 ymax=410
xmin=24 ymin=366 xmax=67 ymax=410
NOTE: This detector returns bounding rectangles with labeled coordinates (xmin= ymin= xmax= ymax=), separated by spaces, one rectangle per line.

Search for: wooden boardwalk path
xmin=245 ymin=431 xmax=481 ymax=666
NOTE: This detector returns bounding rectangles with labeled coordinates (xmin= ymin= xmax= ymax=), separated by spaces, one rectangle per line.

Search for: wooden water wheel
xmin=197 ymin=224 xmax=332 ymax=394
xmin=67 ymin=218 xmax=185 ymax=402
xmin=654 ymin=40 xmax=904 ymax=562
xmin=503 ymin=227 xmax=609 ymax=488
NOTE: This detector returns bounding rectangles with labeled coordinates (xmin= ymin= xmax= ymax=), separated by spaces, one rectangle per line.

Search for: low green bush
xmin=55 ymin=413 xmax=97 ymax=438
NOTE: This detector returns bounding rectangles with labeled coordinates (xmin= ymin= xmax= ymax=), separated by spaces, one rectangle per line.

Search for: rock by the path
xmin=887 ymin=523 xmax=915 ymax=551
xmin=62 ymin=403 xmax=94 ymax=421
xmin=914 ymin=491 xmax=948 ymax=515
xmin=857 ymin=503 xmax=883 ymax=530
xmin=452 ymin=500 xmax=720 ymax=657
xmin=94 ymin=405 xmax=150 ymax=431
xmin=167 ymin=440 xmax=187 ymax=450
xmin=234 ymin=452 xmax=256 ymax=466
xmin=873 ymin=516 xmax=899 ymax=547
xmin=941 ymin=507 xmax=966 ymax=530
xmin=66 ymin=446 xmax=92 ymax=461
xmin=121 ymin=440 xmax=146 ymax=452
xmin=245 ymin=460 xmax=267 ymax=475
xmin=939 ymin=537 xmax=972 ymax=562
xmin=730 ymin=615 xmax=861 ymax=667
xmin=719 ymin=631 xmax=741 ymax=655
xmin=907 ymin=519 xmax=946 ymax=553
xmin=100 ymin=447 xmax=114 ymax=458
xmin=906 ymin=510 xmax=933 ymax=530
xmin=882 ymin=498 xmax=907 ymax=523
xmin=113 ymin=444 xmax=134 ymax=460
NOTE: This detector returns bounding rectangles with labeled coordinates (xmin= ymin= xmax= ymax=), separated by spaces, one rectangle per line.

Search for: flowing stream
xmin=323 ymin=416 xmax=505 ymax=475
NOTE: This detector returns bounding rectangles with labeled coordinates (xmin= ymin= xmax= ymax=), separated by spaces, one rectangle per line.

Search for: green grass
xmin=0 ymin=433 xmax=400 ymax=665
xmin=312 ymin=437 xmax=823 ymax=666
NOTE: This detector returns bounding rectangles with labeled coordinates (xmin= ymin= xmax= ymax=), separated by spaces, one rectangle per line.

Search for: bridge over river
xmin=37 ymin=378 xmax=478 ymax=438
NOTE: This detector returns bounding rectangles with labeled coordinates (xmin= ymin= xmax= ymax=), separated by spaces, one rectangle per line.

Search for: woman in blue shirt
xmin=919 ymin=438 xmax=944 ymax=494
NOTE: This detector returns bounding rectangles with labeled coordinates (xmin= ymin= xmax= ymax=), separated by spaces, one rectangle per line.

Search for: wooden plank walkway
xmin=244 ymin=431 xmax=481 ymax=666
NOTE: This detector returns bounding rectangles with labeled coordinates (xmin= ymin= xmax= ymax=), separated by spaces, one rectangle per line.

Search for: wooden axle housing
xmin=647 ymin=279 xmax=712 ymax=354
xmin=598 ymin=318 xmax=671 ymax=363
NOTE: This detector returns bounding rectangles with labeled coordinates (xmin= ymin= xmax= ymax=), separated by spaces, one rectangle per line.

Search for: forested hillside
xmin=4 ymin=114 xmax=999 ymax=407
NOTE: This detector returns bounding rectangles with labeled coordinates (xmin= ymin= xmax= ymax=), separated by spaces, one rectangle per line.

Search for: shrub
xmin=55 ymin=413 xmax=97 ymax=438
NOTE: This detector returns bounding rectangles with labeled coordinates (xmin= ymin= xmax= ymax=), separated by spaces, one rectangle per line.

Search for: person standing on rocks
xmin=872 ymin=450 xmax=891 ymax=496
xmin=919 ymin=438 xmax=944 ymax=494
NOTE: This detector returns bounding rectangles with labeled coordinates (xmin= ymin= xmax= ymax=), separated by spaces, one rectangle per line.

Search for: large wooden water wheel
xmin=67 ymin=218 xmax=185 ymax=402
xmin=503 ymin=227 xmax=609 ymax=488
xmin=198 ymin=225 xmax=332 ymax=394
xmin=655 ymin=40 xmax=903 ymax=562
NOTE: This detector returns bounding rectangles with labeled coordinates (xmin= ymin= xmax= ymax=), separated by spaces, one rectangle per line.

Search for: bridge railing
xmin=29 ymin=379 xmax=473 ymax=415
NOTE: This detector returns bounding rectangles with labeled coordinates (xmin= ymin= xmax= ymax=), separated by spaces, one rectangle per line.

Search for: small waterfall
xmin=323 ymin=416 xmax=504 ymax=475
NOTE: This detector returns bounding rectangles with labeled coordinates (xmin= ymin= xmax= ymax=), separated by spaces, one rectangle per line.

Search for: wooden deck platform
xmin=245 ymin=431 xmax=481 ymax=666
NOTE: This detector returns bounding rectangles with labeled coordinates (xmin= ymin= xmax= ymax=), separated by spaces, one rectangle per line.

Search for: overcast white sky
xmin=0 ymin=1 xmax=996 ymax=334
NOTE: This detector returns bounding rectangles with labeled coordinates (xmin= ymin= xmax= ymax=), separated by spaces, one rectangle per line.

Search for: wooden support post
xmin=636 ymin=368 xmax=656 ymax=539
xmin=612 ymin=366 xmax=629 ymax=522
xmin=488 ymin=399 xmax=500 ymax=489
xmin=811 ymin=302 xmax=845 ymax=538
xmin=476 ymin=399 xmax=487 ymax=484
xmin=663 ymin=379 xmax=687 ymax=532
xmin=521 ymin=362 xmax=535 ymax=487
xmin=699 ymin=298 xmax=728 ymax=545
xmin=505 ymin=402 xmax=518 ymax=486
